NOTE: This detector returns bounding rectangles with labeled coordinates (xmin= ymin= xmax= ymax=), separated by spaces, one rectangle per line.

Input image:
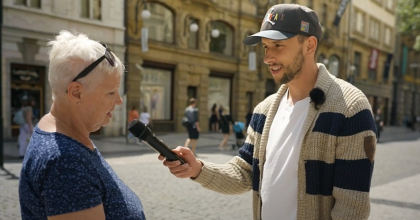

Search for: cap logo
xmin=262 ymin=7 xmax=275 ymax=26
xmin=280 ymin=14 xmax=285 ymax=21
xmin=300 ymin=21 xmax=310 ymax=33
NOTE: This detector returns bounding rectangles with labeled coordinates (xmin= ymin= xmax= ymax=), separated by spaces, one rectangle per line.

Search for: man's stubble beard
xmin=275 ymin=48 xmax=305 ymax=85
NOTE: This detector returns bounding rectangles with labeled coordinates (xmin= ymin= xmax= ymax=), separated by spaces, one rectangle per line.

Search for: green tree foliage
xmin=397 ymin=0 xmax=420 ymax=50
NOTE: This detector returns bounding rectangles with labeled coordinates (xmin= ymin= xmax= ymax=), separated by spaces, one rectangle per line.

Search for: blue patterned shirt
xmin=19 ymin=126 xmax=146 ymax=220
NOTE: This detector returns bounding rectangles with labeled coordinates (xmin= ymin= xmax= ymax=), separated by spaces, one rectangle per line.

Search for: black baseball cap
xmin=243 ymin=4 xmax=322 ymax=45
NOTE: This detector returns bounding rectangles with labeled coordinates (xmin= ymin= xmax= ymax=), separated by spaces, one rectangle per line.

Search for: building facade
xmin=125 ymin=0 xmax=356 ymax=133
xmin=346 ymin=0 xmax=396 ymax=125
xmin=1 ymin=0 xmax=126 ymax=139
xmin=392 ymin=34 xmax=420 ymax=127
xmin=126 ymin=0 xmax=265 ymax=133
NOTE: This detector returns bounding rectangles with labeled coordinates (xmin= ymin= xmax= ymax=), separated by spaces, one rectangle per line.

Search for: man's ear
xmin=305 ymin=36 xmax=318 ymax=55
xmin=67 ymin=81 xmax=82 ymax=105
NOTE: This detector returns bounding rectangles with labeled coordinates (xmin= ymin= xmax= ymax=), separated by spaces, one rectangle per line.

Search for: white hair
xmin=47 ymin=30 xmax=124 ymax=101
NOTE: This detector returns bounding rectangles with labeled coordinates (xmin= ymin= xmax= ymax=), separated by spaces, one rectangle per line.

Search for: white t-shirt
xmin=139 ymin=112 xmax=150 ymax=125
xmin=261 ymin=93 xmax=310 ymax=220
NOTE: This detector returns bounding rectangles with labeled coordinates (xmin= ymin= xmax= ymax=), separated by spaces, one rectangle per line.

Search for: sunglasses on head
xmin=71 ymin=43 xmax=116 ymax=82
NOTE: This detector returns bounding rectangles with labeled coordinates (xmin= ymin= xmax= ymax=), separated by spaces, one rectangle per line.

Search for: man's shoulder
xmin=325 ymin=78 xmax=371 ymax=113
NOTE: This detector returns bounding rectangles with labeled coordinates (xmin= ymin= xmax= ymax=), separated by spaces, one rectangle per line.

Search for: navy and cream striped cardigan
xmin=194 ymin=64 xmax=377 ymax=220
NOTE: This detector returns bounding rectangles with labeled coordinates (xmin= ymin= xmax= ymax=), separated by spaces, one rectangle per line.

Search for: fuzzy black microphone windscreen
xmin=309 ymin=88 xmax=326 ymax=110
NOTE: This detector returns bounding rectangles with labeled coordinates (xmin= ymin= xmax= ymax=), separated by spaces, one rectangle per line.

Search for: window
xmin=369 ymin=19 xmax=380 ymax=41
xmin=354 ymin=11 xmax=365 ymax=33
xmin=143 ymin=3 xmax=174 ymax=44
xmin=15 ymin=0 xmax=41 ymax=8
xmin=384 ymin=26 xmax=392 ymax=46
xmin=140 ymin=67 xmax=172 ymax=120
xmin=354 ymin=52 xmax=362 ymax=77
xmin=81 ymin=0 xmax=101 ymax=20
xmin=321 ymin=4 xmax=328 ymax=27
xmin=188 ymin=18 xmax=199 ymax=49
xmin=369 ymin=69 xmax=377 ymax=80
xmin=210 ymin=21 xmax=234 ymax=56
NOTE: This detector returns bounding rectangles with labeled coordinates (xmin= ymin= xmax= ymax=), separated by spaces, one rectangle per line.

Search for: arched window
xmin=328 ymin=55 xmax=340 ymax=77
xmin=143 ymin=3 xmax=174 ymax=43
xmin=209 ymin=21 xmax=234 ymax=56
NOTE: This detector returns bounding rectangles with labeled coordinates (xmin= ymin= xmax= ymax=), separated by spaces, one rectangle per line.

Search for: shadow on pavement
xmin=0 ymin=167 xmax=20 ymax=180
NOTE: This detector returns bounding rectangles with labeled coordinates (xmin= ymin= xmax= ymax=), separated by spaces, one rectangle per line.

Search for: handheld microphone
xmin=128 ymin=119 xmax=185 ymax=164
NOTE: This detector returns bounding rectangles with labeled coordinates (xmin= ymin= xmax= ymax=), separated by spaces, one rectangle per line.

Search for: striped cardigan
xmin=193 ymin=64 xmax=377 ymax=220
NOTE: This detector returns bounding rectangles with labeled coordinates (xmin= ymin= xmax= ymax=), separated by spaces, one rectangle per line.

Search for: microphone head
xmin=128 ymin=119 xmax=147 ymax=138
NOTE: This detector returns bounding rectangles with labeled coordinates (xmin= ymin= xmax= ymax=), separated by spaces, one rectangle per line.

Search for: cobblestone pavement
xmin=1 ymin=127 xmax=420 ymax=220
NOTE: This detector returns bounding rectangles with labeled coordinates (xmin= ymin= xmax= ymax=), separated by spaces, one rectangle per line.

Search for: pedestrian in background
xmin=139 ymin=106 xmax=152 ymax=128
xmin=184 ymin=98 xmax=200 ymax=155
xmin=19 ymin=30 xmax=146 ymax=219
xmin=16 ymin=95 xmax=34 ymax=159
xmin=374 ymin=108 xmax=383 ymax=141
xmin=160 ymin=4 xmax=376 ymax=220
xmin=127 ymin=106 xmax=140 ymax=144
xmin=209 ymin=103 xmax=220 ymax=132
xmin=218 ymin=107 xmax=234 ymax=151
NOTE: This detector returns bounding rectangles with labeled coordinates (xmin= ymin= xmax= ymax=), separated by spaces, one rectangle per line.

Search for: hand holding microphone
xmin=128 ymin=119 xmax=203 ymax=178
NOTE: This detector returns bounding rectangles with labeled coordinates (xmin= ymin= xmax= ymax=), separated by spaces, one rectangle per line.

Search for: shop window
xmin=81 ymin=0 xmax=101 ymax=20
xmin=143 ymin=2 xmax=174 ymax=44
xmin=10 ymin=64 xmax=45 ymax=137
xmin=208 ymin=76 xmax=231 ymax=117
xmin=210 ymin=21 xmax=234 ymax=56
xmin=140 ymin=67 xmax=173 ymax=120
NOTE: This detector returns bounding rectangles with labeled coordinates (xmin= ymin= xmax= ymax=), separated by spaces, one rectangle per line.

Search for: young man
xmin=184 ymin=98 xmax=200 ymax=155
xmin=160 ymin=4 xmax=377 ymax=220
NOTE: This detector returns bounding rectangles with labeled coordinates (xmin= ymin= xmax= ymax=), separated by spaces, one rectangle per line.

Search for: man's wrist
xmin=191 ymin=159 xmax=204 ymax=179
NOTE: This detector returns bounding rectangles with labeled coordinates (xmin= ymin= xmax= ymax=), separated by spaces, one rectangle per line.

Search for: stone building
xmin=346 ymin=0 xmax=396 ymax=125
xmin=125 ymin=0 xmax=397 ymax=133
xmin=392 ymin=34 xmax=420 ymax=126
xmin=1 ymin=0 xmax=126 ymax=139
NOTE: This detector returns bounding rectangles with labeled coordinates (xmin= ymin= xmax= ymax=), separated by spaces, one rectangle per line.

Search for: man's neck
xmin=287 ymin=63 xmax=319 ymax=105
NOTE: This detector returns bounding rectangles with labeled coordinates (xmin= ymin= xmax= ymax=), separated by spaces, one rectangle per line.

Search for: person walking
xmin=139 ymin=106 xmax=152 ymax=127
xmin=19 ymin=30 xmax=146 ymax=219
xmin=159 ymin=4 xmax=377 ymax=220
xmin=218 ymin=107 xmax=234 ymax=151
xmin=209 ymin=103 xmax=220 ymax=132
xmin=374 ymin=108 xmax=383 ymax=141
xmin=184 ymin=98 xmax=200 ymax=155
xmin=16 ymin=96 xmax=34 ymax=159
xmin=127 ymin=106 xmax=140 ymax=144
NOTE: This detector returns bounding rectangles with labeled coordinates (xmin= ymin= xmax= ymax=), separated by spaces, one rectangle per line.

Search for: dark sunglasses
xmin=71 ymin=43 xmax=116 ymax=82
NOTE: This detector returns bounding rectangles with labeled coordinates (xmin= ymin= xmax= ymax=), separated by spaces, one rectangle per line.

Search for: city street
xmin=1 ymin=127 xmax=420 ymax=220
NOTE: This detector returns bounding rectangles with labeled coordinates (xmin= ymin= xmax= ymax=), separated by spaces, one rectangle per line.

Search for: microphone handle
xmin=141 ymin=134 xmax=185 ymax=164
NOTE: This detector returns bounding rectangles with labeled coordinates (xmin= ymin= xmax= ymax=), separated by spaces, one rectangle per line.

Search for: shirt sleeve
xmin=40 ymin=155 xmax=103 ymax=217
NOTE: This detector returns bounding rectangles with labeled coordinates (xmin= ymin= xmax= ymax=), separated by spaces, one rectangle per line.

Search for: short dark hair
xmin=189 ymin=98 xmax=196 ymax=105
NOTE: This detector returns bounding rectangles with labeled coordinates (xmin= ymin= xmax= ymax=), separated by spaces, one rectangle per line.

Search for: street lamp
xmin=211 ymin=29 xmax=220 ymax=38
xmin=189 ymin=23 xmax=199 ymax=32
